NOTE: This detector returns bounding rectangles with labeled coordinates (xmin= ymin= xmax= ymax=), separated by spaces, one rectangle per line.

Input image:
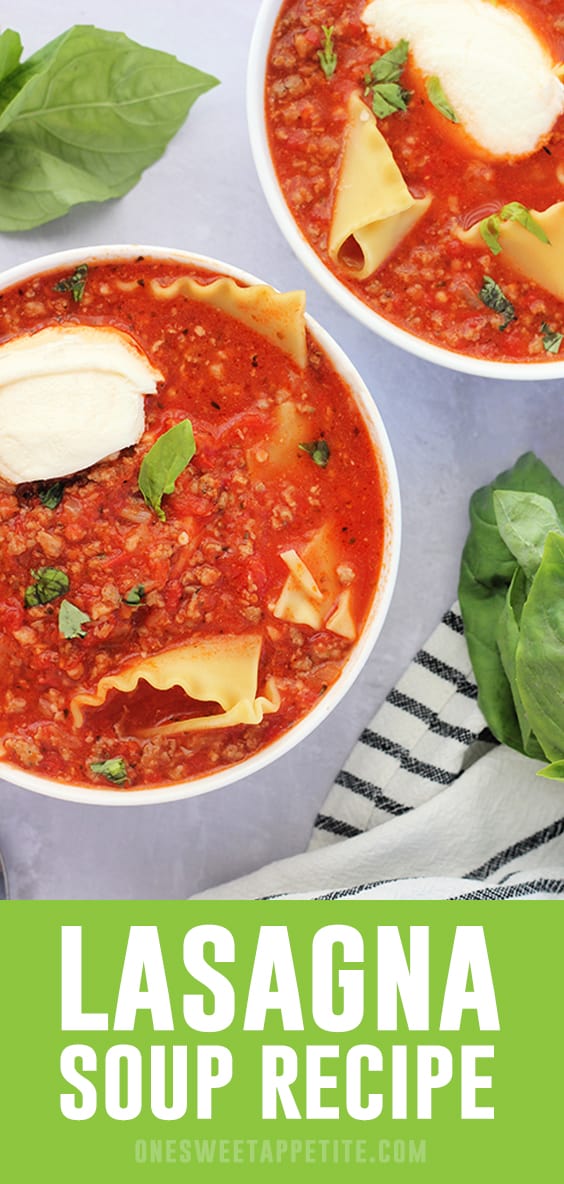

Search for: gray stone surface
xmin=0 ymin=0 xmax=562 ymax=898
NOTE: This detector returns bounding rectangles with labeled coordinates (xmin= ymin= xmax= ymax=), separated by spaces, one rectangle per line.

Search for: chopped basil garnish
xmin=38 ymin=481 xmax=65 ymax=509
xmin=425 ymin=75 xmax=459 ymax=123
xmin=318 ymin=25 xmax=337 ymax=79
xmin=58 ymin=598 xmax=91 ymax=639
xmin=24 ymin=566 xmax=69 ymax=608
xmin=479 ymin=216 xmax=504 ymax=256
xmin=478 ymin=202 xmax=550 ymax=257
xmin=53 ymin=263 xmax=88 ymax=303
xmin=299 ymin=439 xmax=330 ymax=468
xmin=138 ymin=418 xmax=196 ymax=521
xmin=364 ymin=40 xmax=411 ymax=119
xmin=90 ymin=758 xmax=128 ymax=786
xmin=479 ymin=276 xmax=516 ymax=331
xmin=124 ymin=584 xmax=146 ymax=605
xmin=541 ymin=322 xmax=564 ymax=354
xmin=502 ymin=202 xmax=550 ymax=242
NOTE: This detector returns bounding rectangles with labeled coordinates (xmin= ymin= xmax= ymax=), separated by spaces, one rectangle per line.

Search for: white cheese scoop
xmin=0 ymin=324 xmax=163 ymax=485
xmin=362 ymin=0 xmax=564 ymax=159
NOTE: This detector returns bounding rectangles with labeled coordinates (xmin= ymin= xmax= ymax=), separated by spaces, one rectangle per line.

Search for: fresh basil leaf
xmin=365 ymin=40 xmax=411 ymax=119
xmin=318 ymin=25 xmax=337 ymax=79
xmin=138 ymin=419 xmax=196 ymax=520
xmin=459 ymin=550 xmax=523 ymax=752
xmin=508 ymin=559 xmax=530 ymax=626
xmin=458 ymin=452 xmax=564 ymax=753
xmin=366 ymin=40 xmax=409 ymax=83
xmin=541 ymin=322 xmax=563 ymax=354
xmin=500 ymin=202 xmax=550 ymax=245
xmin=479 ymin=275 xmax=516 ymax=330
xmin=425 ymin=76 xmax=459 ymax=123
xmin=0 ymin=25 xmax=219 ymax=231
xmin=537 ymin=759 xmax=564 ymax=781
xmin=24 ymin=566 xmax=69 ymax=608
xmin=495 ymin=569 xmax=545 ymax=760
xmin=299 ymin=439 xmax=330 ymax=468
xmin=38 ymin=481 xmax=64 ymax=509
xmin=90 ymin=757 xmax=128 ymax=786
xmin=478 ymin=203 xmax=550 ymax=258
xmin=0 ymin=29 xmax=22 ymax=86
xmin=58 ymin=598 xmax=91 ymax=639
xmin=516 ymin=531 xmax=564 ymax=762
xmin=479 ymin=215 xmax=502 ymax=256
xmin=493 ymin=490 xmax=563 ymax=581
xmin=124 ymin=584 xmax=146 ymax=606
xmin=370 ymin=82 xmax=411 ymax=118
xmin=53 ymin=263 xmax=88 ymax=303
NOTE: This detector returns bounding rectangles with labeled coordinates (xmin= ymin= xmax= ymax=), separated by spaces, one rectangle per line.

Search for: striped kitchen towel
xmin=195 ymin=605 xmax=564 ymax=900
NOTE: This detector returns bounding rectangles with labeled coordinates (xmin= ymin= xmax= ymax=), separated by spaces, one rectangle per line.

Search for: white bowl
xmin=0 ymin=244 xmax=401 ymax=806
xmin=247 ymin=0 xmax=564 ymax=382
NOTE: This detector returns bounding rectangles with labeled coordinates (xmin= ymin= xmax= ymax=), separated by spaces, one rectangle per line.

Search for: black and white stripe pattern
xmin=297 ymin=603 xmax=564 ymax=901
xmin=450 ymin=878 xmax=564 ymax=901
xmin=195 ymin=604 xmax=564 ymax=901
xmin=261 ymin=872 xmax=564 ymax=902
xmin=311 ymin=606 xmax=491 ymax=847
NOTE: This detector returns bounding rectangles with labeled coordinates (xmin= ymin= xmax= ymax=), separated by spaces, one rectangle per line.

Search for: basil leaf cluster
xmin=0 ymin=25 xmax=218 ymax=230
xmin=459 ymin=453 xmax=564 ymax=781
xmin=365 ymin=40 xmax=411 ymax=119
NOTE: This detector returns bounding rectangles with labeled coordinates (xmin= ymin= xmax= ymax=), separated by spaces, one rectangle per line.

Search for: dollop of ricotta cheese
xmin=362 ymin=0 xmax=564 ymax=159
xmin=0 ymin=325 xmax=163 ymax=485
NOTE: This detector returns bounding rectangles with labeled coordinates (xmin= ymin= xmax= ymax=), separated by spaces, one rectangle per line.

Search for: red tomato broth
xmin=266 ymin=0 xmax=564 ymax=362
xmin=0 ymin=257 xmax=385 ymax=789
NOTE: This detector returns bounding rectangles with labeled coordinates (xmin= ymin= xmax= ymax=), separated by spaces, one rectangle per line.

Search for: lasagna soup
xmin=266 ymin=0 xmax=564 ymax=362
xmin=0 ymin=257 xmax=385 ymax=789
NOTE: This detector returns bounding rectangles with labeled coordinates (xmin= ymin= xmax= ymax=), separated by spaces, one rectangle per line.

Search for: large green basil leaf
xmin=459 ymin=452 xmax=564 ymax=752
xmin=458 ymin=555 xmax=521 ymax=750
xmin=493 ymin=490 xmax=563 ymax=580
xmin=0 ymin=25 xmax=218 ymax=230
xmin=516 ymin=531 xmax=564 ymax=762
xmin=496 ymin=569 xmax=545 ymax=760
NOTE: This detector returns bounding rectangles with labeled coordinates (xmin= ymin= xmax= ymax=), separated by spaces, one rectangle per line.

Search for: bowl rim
xmin=247 ymin=0 xmax=564 ymax=383
xmin=0 ymin=242 xmax=401 ymax=806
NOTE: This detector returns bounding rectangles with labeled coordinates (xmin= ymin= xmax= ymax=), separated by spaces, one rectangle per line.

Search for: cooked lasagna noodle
xmin=0 ymin=258 xmax=385 ymax=789
xmin=328 ymin=92 xmax=432 ymax=279
xmin=266 ymin=0 xmax=564 ymax=362
xmin=457 ymin=201 xmax=564 ymax=301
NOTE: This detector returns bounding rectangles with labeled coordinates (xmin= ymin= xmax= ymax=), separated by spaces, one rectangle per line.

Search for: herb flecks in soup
xmin=266 ymin=0 xmax=564 ymax=362
xmin=362 ymin=0 xmax=564 ymax=159
xmin=0 ymin=258 xmax=385 ymax=789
